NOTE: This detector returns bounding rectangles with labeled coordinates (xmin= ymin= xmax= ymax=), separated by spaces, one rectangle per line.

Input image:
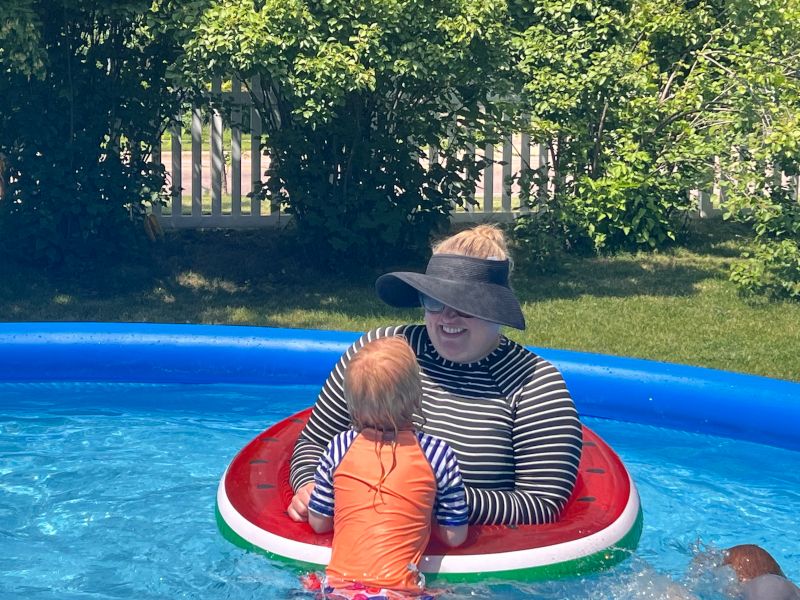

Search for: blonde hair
xmin=432 ymin=224 xmax=512 ymax=268
xmin=345 ymin=337 xmax=422 ymax=434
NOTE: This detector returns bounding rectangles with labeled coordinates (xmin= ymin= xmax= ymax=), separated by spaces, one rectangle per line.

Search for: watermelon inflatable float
xmin=216 ymin=408 xmax=642 ymax=582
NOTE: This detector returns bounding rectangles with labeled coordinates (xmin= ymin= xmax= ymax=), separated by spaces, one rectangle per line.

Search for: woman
xmin=288 ymin=225 xmax=583 ymax=525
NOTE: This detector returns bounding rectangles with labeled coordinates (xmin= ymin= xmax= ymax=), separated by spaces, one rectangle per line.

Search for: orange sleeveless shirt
xmin=325 ymin=430 xmax=436 ymax=593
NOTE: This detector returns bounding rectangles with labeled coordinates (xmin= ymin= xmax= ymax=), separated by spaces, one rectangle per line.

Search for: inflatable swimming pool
xmin=2 ymin=323 xmax=799 ymax=582
xmin=216 ymin=408 xmax=642 ymax=582
xmin=1 ymin=323 xmax=796 ymax=452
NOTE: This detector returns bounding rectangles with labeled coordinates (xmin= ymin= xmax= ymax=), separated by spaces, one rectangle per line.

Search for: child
xmin=307 ymin=336 xmax=469 ymax=599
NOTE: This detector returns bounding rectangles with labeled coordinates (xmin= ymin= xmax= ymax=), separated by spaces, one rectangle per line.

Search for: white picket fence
xmin=150 ymin=77 xmax=796 ymax=230
xmin=151 ymin=78 xmax=553 ymax=229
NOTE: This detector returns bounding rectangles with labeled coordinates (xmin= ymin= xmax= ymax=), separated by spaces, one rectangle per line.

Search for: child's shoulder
xmin=325 ymin=429 xmax=359 ymax=452
xmin=415 ymin=431 xmax=457 ymax=456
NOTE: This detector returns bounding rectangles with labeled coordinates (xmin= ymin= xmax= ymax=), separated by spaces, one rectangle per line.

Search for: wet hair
xmin=432 ymin=224 xmax=512 ymax=268
xmin=344 ymin=337 xmax=422 ymax=434
xmin=724 ymin=545 xmax=786 ymax=581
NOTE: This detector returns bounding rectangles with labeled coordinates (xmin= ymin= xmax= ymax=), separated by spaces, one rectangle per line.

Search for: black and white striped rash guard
xmin=289 ymin=325 xmax=583 ymax=525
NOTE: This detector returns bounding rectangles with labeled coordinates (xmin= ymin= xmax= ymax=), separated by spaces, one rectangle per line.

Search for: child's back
xmin=306 ymin=336 xmax=468 ymax=596
xmin=313 ymin=428 xmax=465 ymax=592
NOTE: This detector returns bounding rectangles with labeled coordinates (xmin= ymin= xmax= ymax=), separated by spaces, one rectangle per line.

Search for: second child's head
xmin=344 ymin=337 xmax=422 ymax=434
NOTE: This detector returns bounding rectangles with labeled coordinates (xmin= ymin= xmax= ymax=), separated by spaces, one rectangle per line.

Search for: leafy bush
xmin=728 ymin=185 xmax=800 ymax=299
xmin=511 ymin=0 xmax=763 ymax=253
xmin=0 ymin=1 xmax=188 ymax=266
xmin=731 ymin=239 xmax=800 ymax=299
xmin=181 ymin=0 xmax=511 ymax=267
xmin=509 ymin=0 xmax=800 ymax=304
xmin=707 ymin=2 xmax=800 ymax=299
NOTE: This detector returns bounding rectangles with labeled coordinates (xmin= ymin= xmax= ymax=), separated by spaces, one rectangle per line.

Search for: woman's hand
xmin=287 ymin=482 xmax=315 ymax=522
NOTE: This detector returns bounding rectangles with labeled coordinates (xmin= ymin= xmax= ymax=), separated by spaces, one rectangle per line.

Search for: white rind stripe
xmin=217 ymin=468 xmax=332 ymax=565
xmin=424 ymin=474 xmax=640 ymax=573
xmin=218 ymin=469 xmax=640 ymax=575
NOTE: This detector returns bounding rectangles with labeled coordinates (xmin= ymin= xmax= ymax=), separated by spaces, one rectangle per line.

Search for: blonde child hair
xmin=344 ymin=337 xmax=422 ymax=435
xmin=432 ymin=224 xmax=512 ymax=267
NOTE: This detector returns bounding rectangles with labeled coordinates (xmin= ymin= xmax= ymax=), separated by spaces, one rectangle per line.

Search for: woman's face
xmin=425 ymin=305 xmax=501 ymax=363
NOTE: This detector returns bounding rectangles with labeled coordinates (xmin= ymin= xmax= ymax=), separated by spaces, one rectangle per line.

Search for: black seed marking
xmin=584 ymin=441 xmax=597 ymax=447
xmin=290 ymin=418 xmax=304 ymax=423
xmin=261 ymin=437 xmax=279 ymax=443
xmin=249 ymin=459 xmax=269 ymax=464
xmin=256 ymin=483 xmax=275 ymax=489
xmin=577 ymin=496 xmax=596 ymax=502
xmin=587 ymin=468 xmax=605 ymax=474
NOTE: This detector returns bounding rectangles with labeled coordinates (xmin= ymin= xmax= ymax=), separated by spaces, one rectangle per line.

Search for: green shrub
xmin=729 ymin=186 xmax=800 ymax=300
xmin=181 ymin=0 xmax=511 ymax=267
xmin=0 ymin=1 xmax=186 ymax=266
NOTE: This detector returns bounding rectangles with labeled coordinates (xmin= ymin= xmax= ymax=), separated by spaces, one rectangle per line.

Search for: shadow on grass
xmin=510 ymin=217 xmax=751 ymax=303
xmin=514 ymin=256 xmax=721 ymax=302
xmin=0 ymin=219 xmax=751 ymax=323
xmin=0 ymin=229 xmax=400 ymax=323
xmin=678 ymin=216 xmax=753 ymax=259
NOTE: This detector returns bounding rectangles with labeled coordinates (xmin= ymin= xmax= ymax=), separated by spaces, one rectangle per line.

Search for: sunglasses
xmin=419 ymin=293 xmax=474 ymax=318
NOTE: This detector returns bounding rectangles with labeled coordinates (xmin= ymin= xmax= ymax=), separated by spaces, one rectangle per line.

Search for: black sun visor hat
xmin=375 ymin=254 xmax=526 ymax=330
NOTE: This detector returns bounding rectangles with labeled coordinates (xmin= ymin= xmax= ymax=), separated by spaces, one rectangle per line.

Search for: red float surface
xmin=224 ymin=409 xmax=630 ymax=555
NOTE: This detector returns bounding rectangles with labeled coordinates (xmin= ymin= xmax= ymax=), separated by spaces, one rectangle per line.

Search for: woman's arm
xmin=288 ymin=339 xmax=361 ymax=493
xmin=466 ymin=360 xmax=583 ymax=525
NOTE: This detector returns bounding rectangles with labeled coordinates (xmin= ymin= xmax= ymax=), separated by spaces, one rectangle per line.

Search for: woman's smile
xmin=426 ymin=308 xmax=500 ymax=363
xmin=440 ymin=325 xmax=466 ymax=335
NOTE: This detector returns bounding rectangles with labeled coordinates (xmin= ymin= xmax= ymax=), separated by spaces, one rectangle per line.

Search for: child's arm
xmin=435 ymin=522 xmax=468 ymax=547
xmin=307 ymin=430 xmax=358 ymax=534
xmin=419 ymin=434 xmax=470 ymax=547
xmin=306 ymin=438 xmax=340 ymax=534
xmin=308 ymin=509 xmax=333 ymax=534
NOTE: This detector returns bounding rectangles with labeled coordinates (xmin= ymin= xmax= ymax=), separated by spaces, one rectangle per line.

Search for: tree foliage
xmin=0 ymin=0 xmax=46 ymax=78
xmin=512 ymin=0 xmax=724 ymax=254
xmin=181 ymin=0 xmax=512 ymax=266
xmin=0 ymin=1 xmax=197 ymax=266
xmin=708 ymin=0 xmax=800 ymax=299
xmin=512 ymin=0 xmax=800 ymax=298
xmin=1 ymin=0 xmax=798 ymax=296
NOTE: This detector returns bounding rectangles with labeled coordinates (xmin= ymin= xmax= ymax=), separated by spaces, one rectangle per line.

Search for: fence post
xmin=692 ymin=189 xmax=714 ymax=218
xmin=519 ymin=131 xmax=531 ymax=213
xmin=466 ymin=143 xmax=476 ymax=212
xmin=211 ymin=77 xmax=224 ymax=218
xmin=250 ymin=75 xmax=263 ymax=218
xmin=191 ymin=104 xmax=203 ymax=218
xmin=502 ymin=134 xmax=513 ymax=212
xmin=483 ymin=142 xmax=494 ymax=215
xmin=151 ymin=134 xmax=162 ymax=219
xmin=536 ymin=143 xmax=549 ymax=205
xmin=231 ymin=77 xmax=242 ymax=217
xmin=170 ymin=119 xmax=182 ymax=221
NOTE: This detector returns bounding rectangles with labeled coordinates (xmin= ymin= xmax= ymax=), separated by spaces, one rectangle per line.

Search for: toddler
xmin=307 ymin=337 xmax=468 ymax=599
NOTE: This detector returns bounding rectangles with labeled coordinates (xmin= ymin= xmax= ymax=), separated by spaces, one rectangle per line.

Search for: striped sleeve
xmin=289 ymin=326 xmax=409 ymax=491
xmin=418 ymin=433 xmax=469 ymax=526
xmin=466 ymin=356 xmax=583 ymax=525
xmin=308 ymin=430 xmax=358 ymax=517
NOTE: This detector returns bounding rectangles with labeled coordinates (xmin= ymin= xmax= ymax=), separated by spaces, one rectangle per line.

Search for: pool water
xmin=1 ymin=382 xmax=798 ymax=599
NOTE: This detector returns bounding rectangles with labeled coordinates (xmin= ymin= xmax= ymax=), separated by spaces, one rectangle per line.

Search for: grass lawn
xmin=1 ymin=219 xmax=798 ymax=381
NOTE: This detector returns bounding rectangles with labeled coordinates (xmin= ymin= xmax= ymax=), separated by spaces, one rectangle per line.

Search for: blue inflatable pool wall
xmin=0 ymin=322 xmax=798 ymax=450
